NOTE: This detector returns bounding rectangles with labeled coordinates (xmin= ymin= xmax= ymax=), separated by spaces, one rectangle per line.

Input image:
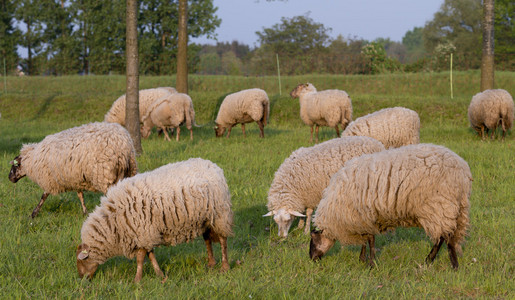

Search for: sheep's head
xmin=214 ymin=124 xmax=225 ymax=138
xmin=263 ymin=209 xmax=305 ymax=238
xmin=290 ymin=83 xmax=314 ymax=98
xmin=76 ymin=244 xmax=99 ymax=280
xmin=140 ymin=125 xmax=151 ymax=139
xmin=9 ymin=156 xmax=25 ymax=183
xmin=309 ymin=228 xmax=335 ymax=261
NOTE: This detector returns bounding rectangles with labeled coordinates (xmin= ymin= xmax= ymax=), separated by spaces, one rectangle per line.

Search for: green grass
xmin=0 ymin=71 xmax=513 ymax=298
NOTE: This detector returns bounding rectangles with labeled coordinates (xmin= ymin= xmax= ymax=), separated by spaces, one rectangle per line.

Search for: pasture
xmin=0 ymin=71 xmax=513 ymax=298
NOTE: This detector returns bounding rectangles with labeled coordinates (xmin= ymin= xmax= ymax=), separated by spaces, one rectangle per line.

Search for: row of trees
xmin=1 ymin=0 xmax=513 ymax=76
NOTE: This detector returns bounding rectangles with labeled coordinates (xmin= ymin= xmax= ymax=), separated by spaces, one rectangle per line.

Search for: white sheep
xmin=468 ymin=89 xmax=514 ymax=140
xmin=310 ymin=144 xmax=472 ymax=270
xmin=214 ymin=88 xmax=270 ymax=138
xmin=342 ymin=107 xmax=420 ymax=149
xmin=290 ymin=83 xmax=353 ymax=143
xmin=104 ymin=87 xmax=176 ymax=126
xmin=140 ymin=92 xmax=198 ymax=141
xmin=264 ymin=136 xmax=385 ymax=237
xmin=76 ymin=158 xmax=233 ymax=283
xmin=9 ymin=122 xmax=138 ymax=218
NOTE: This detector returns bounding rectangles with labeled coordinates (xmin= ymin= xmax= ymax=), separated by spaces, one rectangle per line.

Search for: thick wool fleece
xmin=19 ymin=122 xmax=137 ymax=195
xmin=267 ymin=136 xmax=385 ymax=214
xmin=104 ymin=87 xmax=175 ymax=125
xmin=468 ymin=89 xmax=514 ymax=134
xmin=314 ymin=144 xmax=471 ymax=250
xmin=141 ymin=92 xmax=196 ymax=136
xmin=293 ymin=83 xmax=353 ymax=129
xmin=215 ymin=88 xmax=269 ymax=128
xmin=342 ymin=107 xmax=420 ymax=149
xmin=80 ymin=158 xmax=233 ymax=265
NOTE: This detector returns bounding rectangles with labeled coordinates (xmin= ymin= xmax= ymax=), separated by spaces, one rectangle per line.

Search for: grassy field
xmin=0 ymin=71 xmax=513 ymax=298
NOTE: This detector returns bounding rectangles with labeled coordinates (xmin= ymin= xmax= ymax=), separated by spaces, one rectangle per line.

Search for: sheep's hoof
xmin=161 ymin=276 xmax=168 ymax=284
xmin=220 ymin=263 xmax=230 ymax=273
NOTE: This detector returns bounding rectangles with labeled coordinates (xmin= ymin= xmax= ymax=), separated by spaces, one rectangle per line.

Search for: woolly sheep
xmin=310 ymin=144 xmax=472 ymax=270
xmin=9 ymin=122 xmax=137 ymax=218
xmin=342 ymin=107 xmax=420 ymax=149
xmin=214 ymin=88 xmax=270 ymax=138
xmin=264 ymin=136 xmax=385 ymax=237
xmin=140 ymin=92 xmax=198 ymax=141
xmin=76 ymin=158 xmax=233 ymax=282
xmin=467 ymin=89 xmax=514 ymax=140
xmin=104 ymin=87 xmax=176 ymax=126
xmin=290 ymin=83 xmax=353 ymax=143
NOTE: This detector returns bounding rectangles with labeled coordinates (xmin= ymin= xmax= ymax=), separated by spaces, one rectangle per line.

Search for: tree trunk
xmin=125 ymin=0 xmax=142 ymax=155
xmin=176 ymin=0 xmax=188 ymax=93
xmin=480 ymin=0 xmax=495 ymax=91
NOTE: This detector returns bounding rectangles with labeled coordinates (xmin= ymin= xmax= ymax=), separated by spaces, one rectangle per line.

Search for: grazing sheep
xmin=76 ymin=158 xmax=233 ymax=283
xmin=310 ymin=144 xmax=472 ymax=270
xmin=9 ymin=122 xmax=137 ymax=218
xmin=214 ymin=88 xmax=269 ymax=138
xmin=264 ymin=136 xmax=385 ymax=237
xmin=104 ymin=87 xmax=176 ymax=126
xmin=141 ymin=93 xmax=198 ymax=141
xmin=468 ymin=89 xmax=514 ymax=140
xmin=290 ymin=83 xmax=353 ymax=143
xmin=342 ymin=107 xmax=420 ymax=149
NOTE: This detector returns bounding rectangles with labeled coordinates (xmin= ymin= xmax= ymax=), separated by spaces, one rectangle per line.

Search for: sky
xmin=191 ymin=0 xmax=445 ymax=47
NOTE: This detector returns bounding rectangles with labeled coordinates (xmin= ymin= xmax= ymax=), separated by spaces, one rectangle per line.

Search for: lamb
xmin=264 ymin=136 xmax=385 ymax=237
xmin=76 ymin=158 xmax=233 ymax=283
xmin=341 ymin=107 xmax=420 ymax=149
xmin=290 ymin=83 xmax=353 ymax=143
xmin=104 ymin=87 xmax=176 ymax=126
xmin=140 ymin=92 xmax=198 ymax=141
xmin=467 ymin=89 xmax=514 ymax=140
xmin=214 ymin=88 xmax=270 ymax=138
xmin=9 ymin=122 xmax=137 ymax=218
xmin=310 ymin=144 xmax=472 ymax=270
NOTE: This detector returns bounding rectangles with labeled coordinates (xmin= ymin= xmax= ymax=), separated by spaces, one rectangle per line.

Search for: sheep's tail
xmin=262 ymin=99 xmax=270 ymax=125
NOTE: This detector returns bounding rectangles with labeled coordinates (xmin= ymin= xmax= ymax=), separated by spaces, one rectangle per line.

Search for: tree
xmin=481 ymin=0 xmax=494 ymax=91
xmin=402 ymin=27 xmax=426 ymax=63
xmin=14 ymin=0 xmax=45 ymax=75
xmin=176 ymin=0 xmax=187 ymax=93
xmin=494 ymin=0 xmax=514 ymax=69
xmin=0 ymin=0 xmax=20 ymax=73
xmin=126 ymin=0 xmax=142 ymax=155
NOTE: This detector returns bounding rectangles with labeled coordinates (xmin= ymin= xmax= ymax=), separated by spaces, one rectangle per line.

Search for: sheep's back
xmin=300 ymin=90 xmax=352 ymax=126
xmin=315 ymin=144 xmax=471 ymax=245
xmin=267 ymin=136 xmax=385 ymax=212
xmin=216 ymin=89 xmax=269 ymax=125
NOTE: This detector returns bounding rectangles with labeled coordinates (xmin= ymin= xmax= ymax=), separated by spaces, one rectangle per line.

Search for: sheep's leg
xmin=367 ymin=235 xmax=376 ymax=267
xmin=241 ymin=123 xmax=246 ymax=137
xmin=309 ymin=126 xmax=314 ymax=143
xmin=31 ymin=192 xmax=50 ymax=218
xmin=297 ymin=219 xmax=305 ymax=229
xmin=162 ymin=127 xmax=172 ymax=141
xmin=134 ymin=248 xmax=147 ymax=283
xmin=175 ymin=126 xmax=181 ymax=141
xmin=226 ymin=125 xmax=234 ymax=138
xmin=359 ymin=244 xmax=367 ymax=262
xmin=257 ymin=120 xmax=264 ymax=138
xmin=219 ymin=236 xmax=230 ymax=272
xmin=77 ymin=191 xmax=88 ymax=215
xmin=303 ymin=208 xmax=314 ymax=235
xmin=480 ymin=126 xmax=485 ymax=140
xmin=425 ymin=236 xmax=444 ymax=264
xmin=148 ymin=250 xmax=167 ymax=282
xmin=189 ymin=128 xmax=193 ymax=141
xmin=447 ymin=241 xmax=459 ymax=270
xmin=203 ymin=229 xmax=217 ymax=268
xmin=334 ymin=125 xmax=340 ymax=137
xmin=315 ymin=125 xmax=320 ymax=143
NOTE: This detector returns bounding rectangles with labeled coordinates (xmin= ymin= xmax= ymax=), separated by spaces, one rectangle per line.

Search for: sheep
xmin=140 ymin=92 xmax=198 ymax=141
xmin=76 ymin=158 xmax=233 ymax=283
xmin=104 ymin=87 xmax=176 ymax=126
xmin=467 ymin=89 xmax=514 ymax=140
xmin=264 ymin=136 xmax=385 ymax=238
xmin=290 ymin=83 xmax=353 ymax=143
xmin=310 ymin=144 xmax=472 ymax=270
xmin=9 ymin=122 xmax=137 ymax=218
xmin=214 ymin=88 xmax=270 ymax=138
xmin=341 ymin=107 xmax=420 ymax=149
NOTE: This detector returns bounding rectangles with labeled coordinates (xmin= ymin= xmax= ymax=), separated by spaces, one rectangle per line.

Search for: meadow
xmin=0 ymin=71 xmax=513 ymax=298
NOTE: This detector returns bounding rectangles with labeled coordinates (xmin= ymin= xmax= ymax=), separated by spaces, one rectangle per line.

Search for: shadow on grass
xmin=31 ymin=94 xmax=57 ymax=121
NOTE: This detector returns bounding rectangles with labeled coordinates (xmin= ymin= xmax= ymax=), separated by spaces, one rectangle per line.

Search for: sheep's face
xmin=9 ymin=156 xmax=25 ymax=183
xmin=140 ymin=125 xmax=151 ymax=139
xmin=76 ymin=244 xmax=99 ymax=280
xmin=289 ymin=83 xmax=313 ymax=98
xmin=309 ymin=229 xmax=335 ymax=261
xmin=214 ymin=124 xmax=225 ymax=137
xmin=264 ymin=209 xmax=305 ymax=238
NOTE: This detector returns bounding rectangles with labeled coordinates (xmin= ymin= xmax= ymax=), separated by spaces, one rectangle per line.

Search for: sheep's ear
xmin=263 ymin=211 xmax=274 ymax=217
xmin=289 ymin=211 xmax=306 ymax=217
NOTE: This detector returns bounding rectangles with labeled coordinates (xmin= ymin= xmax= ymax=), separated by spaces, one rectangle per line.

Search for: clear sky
xmin=191 ymin=0 xmax=444 ymax=47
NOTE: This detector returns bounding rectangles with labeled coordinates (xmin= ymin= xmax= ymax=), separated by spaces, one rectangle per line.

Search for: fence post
xmin=3 ymin=57 xmax=6 ymax=94
xmin=276 ymin=53 xmax=281 ymax=95
xmin=450 ymin=53 xmax=453 ymax=99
